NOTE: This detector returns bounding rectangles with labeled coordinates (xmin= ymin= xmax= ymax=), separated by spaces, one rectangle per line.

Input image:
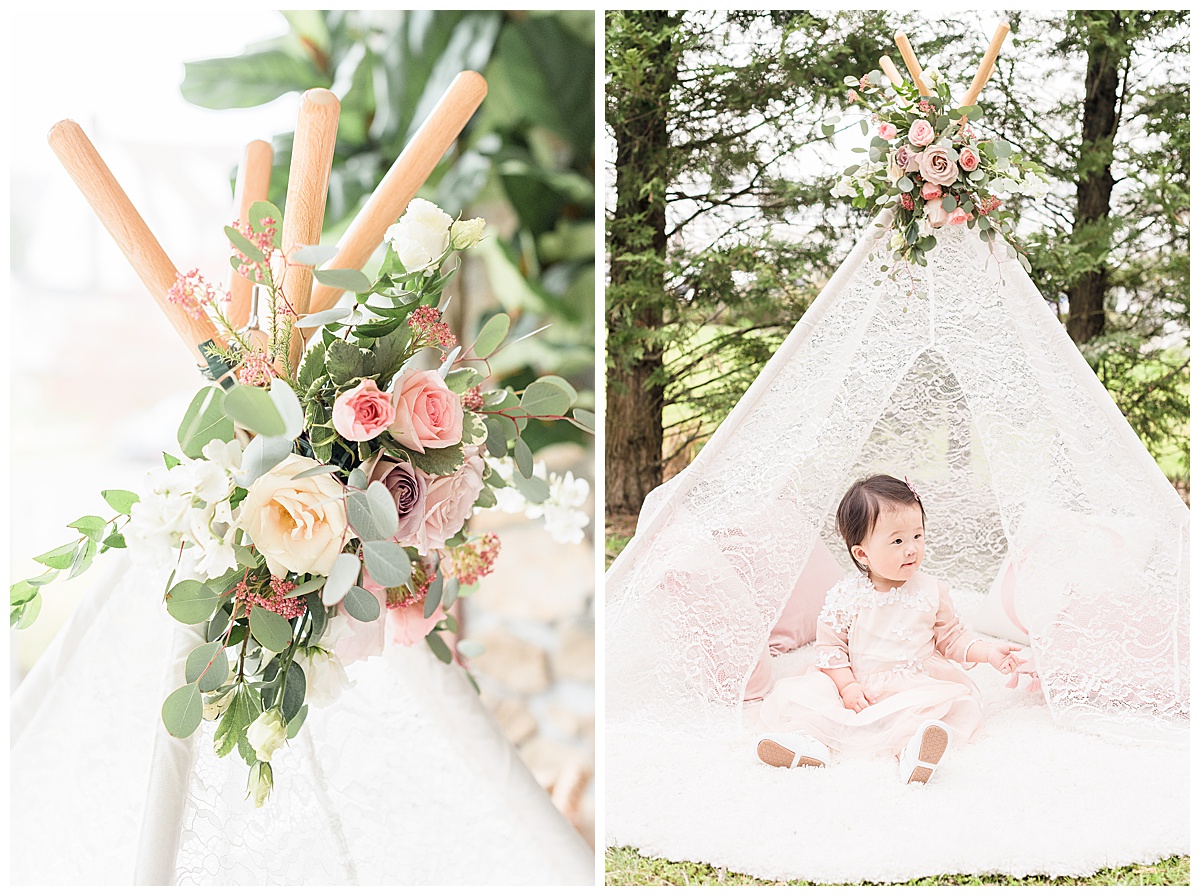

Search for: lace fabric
xmin=606 ymin=221 xmax=1189 ymax=745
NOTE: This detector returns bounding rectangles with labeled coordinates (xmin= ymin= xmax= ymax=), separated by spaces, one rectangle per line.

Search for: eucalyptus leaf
xmin=572 ymin=408 xmax=595 ymax=431
xmin=513 ymin=437 xmax=534 ymax=479
xmin=295 ymin=307 xmax=352 ymax=329
xmin=177 ymin=387 xmax=236 ymax=459
xmin=291 ymin=244 xmax=339 ymax=266
xmin=281 ymin=662 xmax=306 ymax=721
xmin=322 ymin=553 xmax=361 ymax=607
xmin=288 ymin=575 xmax=327 ymax=598
xmin=441 ymin=576 xmax=461 ymax=610
xmin=186 ymin=642 xmax=230 ymax=692
xmin=249 ymin=607 xmax=294 ymax=652
xmin=291 ymin=464 xmax=340 ymax=480
xmin=269 ymin=379 xmax=305 ymax=439
xmin=513 ymin=469 xmax=551 ymax=504
xmin=343 ymin=585 xmax=381 ymax=622
xmin=347 ymin=489 xmax=390 ymax=542
xmin=247 ymin=201 xmax=282 ymax=232
xmin=520 ymin=381 xmax=571 ymax=417
xmin=223 ymin=385 xmax=287 ymax=437
xmin=166 ymin=580 xmax=219 ymax=624
xmin=162 ymin=682 xmax=204 ymax=739
xmin=13 ymin=594 xmax=42 ymax=629
xmin=225 ymin=225 xmax=264 ymax=262
xmin=347 ymin=467 xmax=368 ymax=491
xmin=897 ymin=176 xmax=914 ymax=192
xmin=236 ymin=434 xmax=294 ymax=487
xmin=285 ymin=703 xmax=309 ymax=739
xmin=425 ymin=631 xmax=453 ymax=664
xmin=314 ymin=267 xmax=372 ymax=293
xmin=457 ymin=638 xmax=485 ymax=658
xmin=423 ymin=571 xmax=443 ymax=619
xmin=472 ymin=312 xmax=510 ymax=357
xmin=66 ymin=539 xmax=98 ymax=580
xmin=362 ymin=540 xmax=413 ymax=588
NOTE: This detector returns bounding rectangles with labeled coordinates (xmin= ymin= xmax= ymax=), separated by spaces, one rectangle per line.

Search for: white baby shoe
xmin=900 ymin=720 xmax=952 ymax=784
xmin=756 ymin=732 xmax=830 ymax=769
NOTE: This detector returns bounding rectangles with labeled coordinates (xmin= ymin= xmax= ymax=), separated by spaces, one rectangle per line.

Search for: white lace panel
xmin=606 ymin=223 xmax=1189 ymax=743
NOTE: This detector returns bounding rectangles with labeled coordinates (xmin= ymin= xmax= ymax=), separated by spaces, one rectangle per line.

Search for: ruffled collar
xmin=817 ymin=572 xmax=935 ymax=633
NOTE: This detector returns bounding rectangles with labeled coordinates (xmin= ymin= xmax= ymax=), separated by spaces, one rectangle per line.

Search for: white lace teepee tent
xmin=606 ymin=27 xmax=1187 ymax=882
xmin=11 ymin=75 xmax=592 ymax=886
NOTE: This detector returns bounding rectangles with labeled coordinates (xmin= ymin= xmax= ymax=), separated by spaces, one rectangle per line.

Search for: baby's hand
xmin=987 ymin=643 xmax=1022 ymax=675
xmin=840 ymin=681 xmax=873 ymax=713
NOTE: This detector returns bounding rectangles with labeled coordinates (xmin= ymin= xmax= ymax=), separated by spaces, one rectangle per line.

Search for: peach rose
xmin=239 ymin=455 xmax=350 ymax=577
xmin=332 ymin=379 xmax=395 ymax=442
xmin=388 ymin=368 xmax=464 ymax=453
xmin=908 ymin=120 xmax=935 ymax=147
xmin=920 ymin=182 xmax=942 ymax=201
xmin=946 ymin=207 xmax=969 ymax=226
xmin=918 ymin=145 xmax=959 ymax=186
xmin=958 ymin=146 xmax=980 ymax=172
xmin=925 ymin=199 xmax=950 ymax=228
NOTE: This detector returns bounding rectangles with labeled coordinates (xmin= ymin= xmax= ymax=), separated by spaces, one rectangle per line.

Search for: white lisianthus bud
xmin=384 ymin=198 xmax=452 ymax=273
xmin=890 ymin=233 xmax=906 ymax=251
xmin=247 ymin=762 xmax=273 ymax=808
xmin=449 ymin=217 xmax=486 ymax=250
xmin=247 ymin=708 xmax=288 ymax=762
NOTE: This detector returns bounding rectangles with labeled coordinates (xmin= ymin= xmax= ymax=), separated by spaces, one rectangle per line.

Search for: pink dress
xmin=758 ymin=570 xmax=985 ymax=755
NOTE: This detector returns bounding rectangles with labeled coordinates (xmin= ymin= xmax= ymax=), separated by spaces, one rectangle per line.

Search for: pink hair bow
xmin=904 ymin=476 xmax=921 ymax=501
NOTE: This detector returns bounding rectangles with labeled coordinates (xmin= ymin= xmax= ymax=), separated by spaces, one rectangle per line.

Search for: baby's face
xmin=855 ymin=503 xmax=925 ymax=586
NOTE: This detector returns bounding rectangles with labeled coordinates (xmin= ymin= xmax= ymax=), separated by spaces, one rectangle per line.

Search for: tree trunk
xmin=605 ymin=12 xmax=677 ymax=516
xmin=1066 ymin=11 xmax=1122 ymax=345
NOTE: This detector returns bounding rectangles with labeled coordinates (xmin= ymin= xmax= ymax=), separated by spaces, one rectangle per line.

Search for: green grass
xmin=605 ymin=847 xmax=1189 ymax=886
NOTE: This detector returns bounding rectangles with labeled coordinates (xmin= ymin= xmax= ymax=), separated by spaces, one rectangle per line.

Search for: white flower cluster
xmin=384 ymin=198 xmax=486 ymax=274
xmin=990 ymin=170 xmax=1051 ymax=199
xmin=832 ymin=162 xmax=874 ymax=200
xmin=125 ymin=439 xmax=243 ymax=578
xmin=482 ymin=457 xmax=592 ymax=545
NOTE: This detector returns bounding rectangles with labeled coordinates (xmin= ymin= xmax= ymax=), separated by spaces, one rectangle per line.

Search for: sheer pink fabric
xmin=744 ymin=541 xmax=844 ymax=701
xmin=759 ymin=571 xmax=984 ymax=754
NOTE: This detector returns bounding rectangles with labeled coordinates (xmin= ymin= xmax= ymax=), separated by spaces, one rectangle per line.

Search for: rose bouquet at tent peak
xmin=828 ymin=64 xmax=1050 ymax=273
xmin=10 ymin=197 xmax=594 ymax=806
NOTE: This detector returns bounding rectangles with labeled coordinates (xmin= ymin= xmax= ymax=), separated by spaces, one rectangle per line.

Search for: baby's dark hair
xmin=836 ymin=475 xmax=926 ymax=574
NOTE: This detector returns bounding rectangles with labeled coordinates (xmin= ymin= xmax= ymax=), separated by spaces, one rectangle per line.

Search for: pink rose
xmin=389 ymin=600 xmax=446 ymax=648
xmin=904 ymin=151 xmax=922 ymax=173
xmin=332 ymin=379 xmax=395 ymax=442
xmin=958 ymin=146 xmax=980 ymax=172
xmin=418 ymin=450 xmax=486 ymax=552
xmin=388 ymin=369 xmax=463 ymax=453
xmin=879 ymin=122 xmax=897 ymax=140
xmin=917 ymin=145 xmax=960 ymax=186
xmin=925 ymin=199 xmax=950 ymax=228
xmin=946 ymin=207 xmax=969 ymax=226
xmin=371 ymin=458 xmax=428 ymax=548
xmin=920 ymin=182 xmax=942 ymax=201
xmin=908 ymin=120 xmax=935 ymax=147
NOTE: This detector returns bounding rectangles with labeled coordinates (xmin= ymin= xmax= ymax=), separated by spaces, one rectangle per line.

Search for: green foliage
xmin=162 ymin=682 xmax=204 ymax=739
xmin=178 ymin=387 xmax=236 ymax=458
xmin=606 ymin=10 xmax=1189 ymax=483
xmin=181 ymin=11 xmax=596 ymax=449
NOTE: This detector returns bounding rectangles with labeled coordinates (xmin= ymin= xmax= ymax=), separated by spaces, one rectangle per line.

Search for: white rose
xmin=384 ymin=198 xmax=452 ymax=273
xmin=299 ymin=647 xmax=353 ymax=708
xmin=246 ymin=708 xmax=288 ymax=762
xmin=238 ymin=455 xmax=350 ymax=577
xmin=449 ymin=217 xmax=486 ymax=250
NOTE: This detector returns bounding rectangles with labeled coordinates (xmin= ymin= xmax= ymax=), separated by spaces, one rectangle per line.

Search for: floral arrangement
xmin=828 ymin=65 xmax=1050 ymax=271
xmin=10 ymin=198 xmax=593 ymax=806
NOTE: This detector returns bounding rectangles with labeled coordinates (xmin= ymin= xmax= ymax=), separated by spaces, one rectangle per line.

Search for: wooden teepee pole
xmin=47 ymin=120 xmax=229 ymax=373
xmin=893 ymin=33 xmax=931 ymax=96
xmin=879 ymin=56 xmax=905 ymax=89
xmin=228 ymin=139 xmax=273 ymax=330
xmin=960 ymin=23 xmax=1010 ymax=108
xmin=302 ymin=71 xmax=488 ymax=333
xmin=275 ymin=88 xmax=340 ymax=373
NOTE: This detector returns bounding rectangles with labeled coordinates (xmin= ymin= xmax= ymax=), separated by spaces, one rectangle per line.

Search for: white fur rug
xmin=606 ymin=648 xmax=1189 ymax=883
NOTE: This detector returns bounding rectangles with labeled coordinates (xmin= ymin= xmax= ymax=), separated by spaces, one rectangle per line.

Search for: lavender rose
xmin=371 ymin=459 xmax=428 ymax=547
xmin=917 ymin=146 xmax=960 ymax=187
